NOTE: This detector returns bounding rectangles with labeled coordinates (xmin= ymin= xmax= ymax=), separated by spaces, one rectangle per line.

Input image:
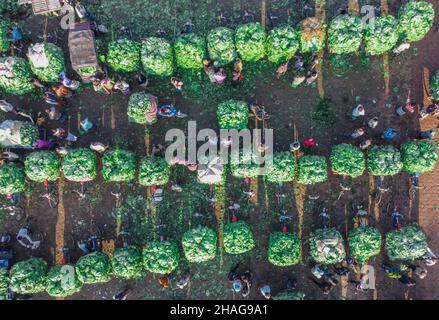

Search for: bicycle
xmin=374 ymin=176 xmax=390 ymax=205
xmin=73 ymin=181 xmax=89 ymax=204
xmin=408 ymin=173 xmax=420 ymax=201
xmin=40 ymin=180 xmax=58 ymax=208
xmin=353 ymin=203 xmax=368 ymax=228
xmin=319 ymin=207 xmax=330 ymax=229
xmin=337 ymin=179 xmax=351 ymax=201
xmin=110 ymin=183 xmax=122 ymax=208
xmin=391 ymin=206 xmax=403 ymax=230
xmin=308 ymin=184 xmax=320 ymax=200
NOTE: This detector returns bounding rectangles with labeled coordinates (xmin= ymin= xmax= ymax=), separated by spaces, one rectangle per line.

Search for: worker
xmin=231 ymin=69 xmax=243 ymax=88
xmin=45 ymin=107 xmax=64 ymax=121
xmin=294 ymin=56 xmax=304 ymax=71
xmin=367 ymin=117 xmax=379 ymax=129
xmin=350 ymin=127 xmax=365 ymax=139
xmin=306 ymin=71 xmax=318 ymax=86
xmin=170 ymin=77 xmax=183 ymax=94
xmin=114 ymin=81 xmax=130 ymax=95
xmin=113 ymin=288 xmax=131 ymax=300
xmin=213 ymin=68 xmax=227 ymax=85
xmin=203 ymin=59 xmax=216 ymax=83
xmin=359 ymin=139 xmax=372 ymax=150
xmin=396 ymin=101 xmax=416 ymax=116
xmin=234 ymin=59 xmax=243 ymax=74
xmin=136 ymin=72 xmax=149 ymax=88
xmin=291 ymin=74 xmax=306 ymax=87
xmin=52 ymin=128 xmax=77 ymax=142
xmin=352 ymin=104 xmax=365 ymax=120
xmin=59 ymin=72 xmax=80 ymax=90
xmin=382 ymin=128 xmax=397 ymax=139
xmin=393 ymin=42 xmax=410 ymax=55
xmin=158 ymin=105 xmax=187 ymax=118
xmin=419 ymin=129 xmax=436 ymax=140
xmin=51 ymin=84 xmax=72 ymax=98
xmin=309 ymin=55 xmax=319 ymax=71
xmin=276 ymin=60 xmax=289 ymax=79
xmin=90 ymin=142 xmax=109 ymax=154
xmin=44 ymin=92 xmax=64 ymax=107
xmin=249 ymin=103 xmax=270 ymax=121
xmin=80 ymin=118 xmax=94 ymax=133
xmin=302 ymin=137 xmax=317 ymax=149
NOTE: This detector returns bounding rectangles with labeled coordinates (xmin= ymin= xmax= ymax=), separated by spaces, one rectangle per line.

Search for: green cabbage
xmin=297 ymin=155 xmax=328 ymax=185
xmin=401 ymin=141 xmax=438 ymax=173
xmin=111 ymin=247 xmax=143 ymax=279
xmin=0 ymin=269 xmax=10 ymax=300
xmin=299 ymin=17 xmax=326 ymax=53
xmin=182 ymin=226 xmax=217 ymax=263
xmin=25 ymin=151 xmax=60 ymax=183
xmin=0 ymin=21 xmax=10 ymax=53
xmin=138 ymin=157 xmax=170 ymax=186
xmin=216 ymin=99 xmax=249 ymax=130
xmin=266 ymin=26 xmax=300 ymax=64
xmin=230 ymin=149 xmax=261 ymax=178
xmin=330 ymin=144 xmax=365 ymax=178
xmin=19 ymin=123 xmax=38 ymax=147
xmin=397 ymin=1 xmax=434 ymax=42
xmin=0 ymin=162 xmax=26 ymax=195
xmin=174 ymin=34 xmax=207 ymax=69
xmin=265 ymin=152 xmax=295 ymax=183
xmin=143 ymin=241 xmax=180 ymax=274
xmin=75 ymin=251 xmax=111 ymax=284
xmin=223 ymin=221 xmax=255 ymax=255
xmin=364 ymin=15 xmax=399 ymax=56
xmin=0 ymin=57 xmax=34 ymax=95
xmin=328 ymin=14 xmax=363 ymax=55
xmin=62 ymin=148 xmax=97 ymax=182
xmin=386 ymin=224 xmax=427 ymax=261
xmin=235 ymin=23 xmax=266 ymax=62
xmin=348 ymin=226 xmax=382 ymax=264
xmin=107 ymin=38 xmax=141 ymax=73
xmin=367 ymin=145 xmax=403 ymax=176
xmin=9 ymin=258 xmax=47 ymax=294
xmin=127 ymin=92 xmax=157 ymax=125
xmin=102 ymin=149 xmax=136 ymax=183
xmin=141 ymin=37 xmax=174 ymax=76
xmin=267 ymin=232 xmax=301 ymax=267
xmin=431 ymin=70 xmax=439 ymax=101
xmin=45 ymin=265 xmax=82 ymax=297
xmin=207 ymin=27 xmax=237 ymax=66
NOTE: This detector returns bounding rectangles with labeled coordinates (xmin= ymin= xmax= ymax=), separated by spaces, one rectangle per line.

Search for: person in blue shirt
xmin=382 ymin=128 xmax=397 ymax=139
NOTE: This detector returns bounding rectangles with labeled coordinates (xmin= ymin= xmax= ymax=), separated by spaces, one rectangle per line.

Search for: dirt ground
xmin=1 ymin=0 xmax=438 ymax=300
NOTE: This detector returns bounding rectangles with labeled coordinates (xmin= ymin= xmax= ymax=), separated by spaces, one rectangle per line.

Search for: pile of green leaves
xmin=265 ymin=152 xmax=295 ymax=183
xmin=330 ymin=144 xmax=365 ymax=178
xmin=127 ymin=92 xmax=157 ymax=124
xmin=102 ymin=149 xmax=136 ymax=182
xmin=309 ymin=228 xmax=346 ymax=265
xmin=77 ymin=66 xmax=97 ymax=77
xmin=9 ymin=258 xmax=47 ymax=294
xmin=45 ymin=265 xmax=82 ymax=297
xmin=348 ymin=226 xmax=382 ymax=264
xmin=328 ymin=14 xmax=363 ymax=55
xmin=235 ymin=23 xmax=266 ymax=62
xmin=25 ymin=151 xmax=60 ymax=183
xmin=223 ymin=221 xmax=255 ymax=255
xmin=174 ymin=34 xmax=207 ymax=69
xmin=111 ymin=247 xmax=143 ymax=279
xmin=0 ymin=21 xmax=10 ymax=53
xmin=0 ymin=0 xmax=28 ymax=17
xmin=182 ymin=226 xmax=217 ymax=263
xmin=397 ymin=1 xmax=435 ymax=42
xmin=297 ymin=155 xmax=328 ymax=185
xmin=363 ymin=15 xmax=399 ymax=56
xmin=0 ymin=269 xmax=9 ymax=300
xmin=401 ymin=141 xmax=438 ymax=173
xmin=266 ymin=26 xmax=300 ymax=64
xmin=430 ymin=70 xmax=439 ymax=101
xmin=299 ymin=17 xmax=326 ymax=53
xmin=0 ymin=163 xmax=26 ymax=195
xmin=75 ymin=251 xmax=111 ymax=284
xmin=230 ymin=149 xmax=261 ymax=178
xmin=216 ymin=99 xmax=249 ymax=130
xmin=273 ymin=291 xmax=305 ymax=300
xmin=143 ymin=241 xmax=180 ymax=274
xmin=138 ymin=157 xmax=170 ymax=186
xmin=107 ymin=39 xmax=141 ymax=73
xmin=19 ymin=123 xmax=38 ymax=146
xmin=386 ymin=224 xmax=428 ymax=261
xmin=311 ymin=98 xmax=337 ymax=126
xmin=62 ymin=149 xmax=97 ymax=182
xmin=267 ymin=232 xmax=301 ymax=267
xmin=141 ymin=37 xmax=174 ymax=76
xmin=0 ymin=57 xmax=34 ymax=95
xmin=29 ymin=43 xmax=65 ymax=83
xmin=367 ymin=145 xmax=403 ymax=176
xmin=207 ymin=27 xmax=237 ymax=66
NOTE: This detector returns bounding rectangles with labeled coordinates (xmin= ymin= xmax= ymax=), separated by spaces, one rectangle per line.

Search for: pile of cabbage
xmin=0 ymin=269 xmax=9 ymax=300
xmin=0 ymin=21 xmax=10 ymax=53
xmin=297 ymin=155 xmax=328 ymax=185
xmin=9 ymin=258 xmax=47 ymax=294
xmin=401 ymin=141 xmax=438 ymax=173
xmin=216 ymin=99 xmax=249 ymax=130
xmin=107 ymin=38 xmax=141 ymax=73
xmin=0 ymin=57 xmax=34 ymax=95
xmin=207 ymin=27 xmax=237 ymax=66
xmin=348 ymin=226 xmax=382 ymax=264
xmin=265 ymin=152 xmax=295 ymax=183
xmin=75 ymin=252 xmax=111 ymax=284
xmin=266 ymin=26 xmax=300 ymax=64
xmin=45 ymin=265 xmax=82 ymax=297
xmin=0 ymin=163 xmax=26 ymax=195
xmin=328 ymin=14 xmax=363 ymax=55
xmin=61 ymin=149 xmax=97 ymax=182
xmin=230 ymin=149 xmax=261 ymax=178
xmin=111 ymin=247 xmax=143 ymax=279
xmin=143 ymin=241 xmax=180 ymax=274
xmin=309 ymin=228 xmax=346 ymax=265
xmin=138 ymin=157 xmax=170 ymax=186
xmin=299 ymin=17 xmax=326 ymax=52
xmin=223 ymin=221 xmax=255 ymax=255
xmin=273 ymin=291 xmax=305 ymax=300
xmin=127 ymin=92 xmax=157 ymax=124
xmin=102 ymin=149 xmax=136 ymax=183
xmin=28 ymin=43 xmax=65 ymax=83
xmin=385 ymin=224 xmax=428 ymax=261
xmin=174 ymin=34 xmax=206 ymax=69
xmin=141 ymin=37 xmax=174 ymax=76
xmin=182 ymin=226 xmax=217 ymax=263
xmin=25 ymin=151 xmax=60 ymax=183
xmin=19 ymin=122 xmax=38 ymax=146
xmin=397 ymin=1 xmax=434 ymax=42
xmin=431 ymin=70 xmax=439 ymax=101
xmin=267 ymin=232 xmax=301 ymax=267
xmin=367 ymin=145 xmax=403 ymax=176
xmin=235 ymin=23 xmax=266 ymax=62
xmin=330 ymin=144 xmax=365 ymax=178
xmin=363 ymin=15 xmax=399 ymax=56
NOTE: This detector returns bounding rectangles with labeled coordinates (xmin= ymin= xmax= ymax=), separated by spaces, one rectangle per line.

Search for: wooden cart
xmin=18 ymin=0 xmax=64 ymax=15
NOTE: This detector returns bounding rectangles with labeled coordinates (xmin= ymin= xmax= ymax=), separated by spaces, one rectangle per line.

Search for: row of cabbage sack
xmin=100 ymin=0 xmax=434 ymax=77
xmin=0 ymin=221 xmax=428 ymax=299
xmin=0 ymin=139 xmax=436 ymax=195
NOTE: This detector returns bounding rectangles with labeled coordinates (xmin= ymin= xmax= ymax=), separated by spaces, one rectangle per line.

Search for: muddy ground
xmin=0 ymin=0 xmax=438 ymax=300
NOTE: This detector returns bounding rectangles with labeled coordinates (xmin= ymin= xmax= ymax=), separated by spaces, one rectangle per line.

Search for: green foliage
xmin=182 ymin=226 xmax=217 ymax=263
xmin=0 ymin=21 xmax=10 ymax=53
xmin=143 ymin=241 xmax=180 ymax=274
xmin=29 ymin=43 xmax=65 ymax=83
xmin=174 ymin=34 xmax=207 ymax=69
xmin=386 ymin=224 xmax=428 ymax=261
xmin=141 ymin=37 xmax=174 ymax=76
xmin=235 ymin=23 xmax=266 ymax=62
xmin=367 ymin=145 xmax=403 ymax=176
xmin=9 ymin=258 xmax=47 ymax=294
xmin=328 ymin=14 xmax=363 ymax=55
xmin=25 ymin=151 xmax=60 ymax=183
xmin=0 ymin=269 xmax=9 ymax=300
xmin=299 ymin=17 xmax=326 ymax=53
xmin=267 ymin=232 xmax=301 ymax=267
xmin=223 ymin=221 xmax=255 ymax=255
xmin=401 ymin=141 xmax=438 ymax=173
xmin=19 ymin=123 xmax=38 ymax=147
xmin=216 ymin=99 xmax=249 ymax=130
xmin=364 ymin=15 xmax=399 ymax=56
xmin=111 ymin=247 xmax=143 ymax=279
xmin=127 ymin=92 xmax=157 ymax=124
xmin=431 ymin=70 xmax=439 ymax=101
xmin=309 ymin=228 xmax=346 ymax=265
xmin=230 ymin=149 xmax=261 ymax=178
xmin=348 ymin=226 xmax=382 ymax=263
xmin=75 ymin=252 xmax=111 ymax=284
xmin=397 ymin=1 xmax=434 ymax=42
xmin=62 ymin=149 xmax=97 ymax=182
xmin=0 ymin=162 xmax=26 ymax=195
xmin=107 ymin=38 xmax=141 ymax=73
xmin=273 ymin=291 xmax=305 ymax=300
xmin=266 ymin=26 xmax=300 ymax=64
xmin=0 ymin=57 xmax=34 ymax=95
xmin=265 ymin=152 xmax=295 ymax=183
xmin=138 ymin=157 xmax=170 ymax=186
xmin=311 ymin=99 xmax=337 ymax=126
xmin=330 ymin=144 xmax=365 ymax=178
xmin=102 ymin=149 xmax=136 ymax=182
xmin=207 ymin=27 xmax=237 ymax=66
xmin=45 ymin=265 xmax=82 ymax=297
xmin=297 ymin=155 xmax=328 ymax=185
